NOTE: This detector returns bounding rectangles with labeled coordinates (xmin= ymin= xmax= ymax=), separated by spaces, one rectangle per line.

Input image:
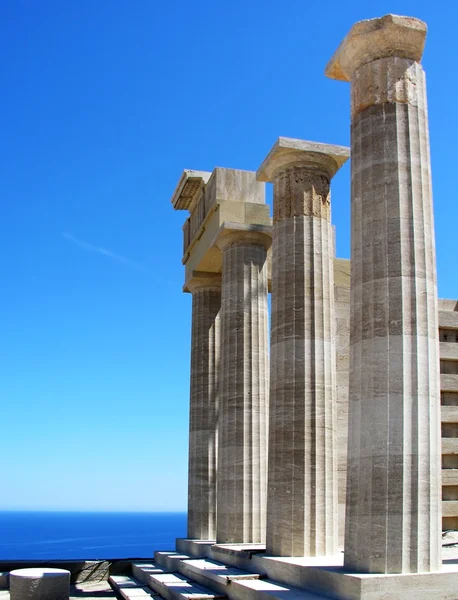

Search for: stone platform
xmin=1 ymin=544 xmax=458 ymax=600
xmin=168 ymin=539 xmax=458 ymax=600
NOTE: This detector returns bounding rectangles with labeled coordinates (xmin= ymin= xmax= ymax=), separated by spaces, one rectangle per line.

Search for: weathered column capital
xmin=326 ymin=16 xmax=428 ymax=119
xmin=257 ymin=137 xmax=349 ymax=224
xmin=257 ymin=137 xmax=349 ymax=182
xmin=216 ymin=229 xmax=271 ymax=252
xmin=325 ymin=14 xmax=427 ymax=83
xmin=186 ymin=272 xmax=222 ymax=294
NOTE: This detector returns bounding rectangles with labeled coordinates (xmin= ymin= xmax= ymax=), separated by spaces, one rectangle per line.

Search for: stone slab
xmin=442 ymin=375 xmax=458 ymax=393
xmin=227 ymin=578 xmax=328 ymax=600
xmin=440 ymin=343 xmax=458 ymax=361
xmin=442 ymin=469 xmax=458 ymax=485
xmin=181 ymin=558 xmax=263 ymax=585
xmin=212 ymin=544 xmax=267 ymax=559
xmin=176 ymin=539 xmax=215 ymax=557
xmin=439 ymin=311 xmax=458 ymax=330
xmin=443 ymin=501 xmax=458 ymax=517
xmin=442 ymin=406 xmax=458 ymax=422
xmin=109 ymin=575 xmax=145 ymax=589
xmin=251 ymin=555 xmax=458 ymax=600
xmin=131 ymin=563 xmax=166 ymax=586
xmin=442 ymin=439 xmax=458 ymax=454
xmin=147 ymin=571 xmax=226 ymax=600
xmin=109 ymin=575 xmax=159 ymax=600
xmin=154 ymin=552 xmax=191 ymax=571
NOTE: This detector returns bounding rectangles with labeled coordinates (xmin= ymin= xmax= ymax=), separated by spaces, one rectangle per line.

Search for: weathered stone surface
xmin=327 ymin=14 xmax=441 ymax=575
xmin=257 ymin=138 xmax=348 ymax=183
xmin=258 ymin=138 xmax=349 ymax=557
xmin=334 ymin=258 xmax=351 ymax=545
xmin=10 ymin=568 xmax=70 ymax=600
xmin=217 ymin=232 xmax=270 ymax=544
xmin=171 ymin=170 xmax=211 ymax=212
xmin=325 ymin=14 xmax=427 ymax=82
xmin=187 ymin=275 xmax=221 ymax=540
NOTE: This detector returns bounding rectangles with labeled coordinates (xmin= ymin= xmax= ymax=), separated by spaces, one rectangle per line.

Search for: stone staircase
xmin=109 ymin=550 xmax=333 ymax=600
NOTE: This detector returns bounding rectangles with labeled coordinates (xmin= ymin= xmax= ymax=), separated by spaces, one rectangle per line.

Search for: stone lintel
xmin=184 ymin=271 xmax=222 ymax=294
xmin=257 ymin=137 xmax=349 ymax=182
xmin=212 ymin=221 xmax=272 ymax=252
xmin=171 ymin=169 xmax=212 ymax=211
xmin=325 ymin=14 xmax=427 ymax=82
xmin=206 ymin=167 xmax=265 ymax=205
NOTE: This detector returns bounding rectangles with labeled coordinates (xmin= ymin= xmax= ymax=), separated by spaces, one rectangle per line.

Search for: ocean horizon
xmin=0 ymin=510 xmax=187 ymax=560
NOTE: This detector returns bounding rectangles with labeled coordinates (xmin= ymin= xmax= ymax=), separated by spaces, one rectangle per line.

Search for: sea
xmin=0 ymin=511 xmax=187 ymax=560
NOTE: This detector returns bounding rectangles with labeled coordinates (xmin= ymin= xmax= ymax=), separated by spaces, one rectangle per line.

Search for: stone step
xmin=176 ymin=538 xmax=215 ymax=557
xmin=228 ymin=577 xmax=331 ymax=600
xmin=132 ymin=563 xmax=169 ymax=585
xmin=155 ymin=551 xmax=192 ymax=572
xmin=147 ymin=571 xmax=226 ymax=600
xmin=109 ymin=575 xmax=160 ymax=600
xmin=138 ymin=554 xmax=331 ymax=600
xmin=179 ymin=558 xmax=263 ymax=586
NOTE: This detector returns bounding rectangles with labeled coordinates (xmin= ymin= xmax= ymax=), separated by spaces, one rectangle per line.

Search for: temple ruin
xmin=157 ymin=13 xmax=458 ymax=600
xmin=5 ymin=11 xmax=458 ymax=600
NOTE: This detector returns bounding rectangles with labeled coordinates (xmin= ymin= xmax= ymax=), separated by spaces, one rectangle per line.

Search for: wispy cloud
xmin=62 ymin=232 xmax=146 ymax=271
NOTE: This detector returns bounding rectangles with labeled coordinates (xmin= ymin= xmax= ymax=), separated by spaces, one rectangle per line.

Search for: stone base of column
xmin=171 ymin=540 xmax=458 ymax=599
xmin=286 ymin=563 xmax=458 ymax=600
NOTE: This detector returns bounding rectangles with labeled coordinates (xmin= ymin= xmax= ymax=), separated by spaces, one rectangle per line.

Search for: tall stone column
xmin=216 ymin=231 xmax=270 ymax=544
xmin=257 ymin=138 xmax=349 ymax=556
xmin=326 ymin=15 xmax=441 ymax=573
xmin=187 ymin=275 xmax=221 ymax=540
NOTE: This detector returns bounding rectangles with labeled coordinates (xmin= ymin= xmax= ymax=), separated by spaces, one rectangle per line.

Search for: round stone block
xmin=10 ymin=568 xmax=70 ymax=600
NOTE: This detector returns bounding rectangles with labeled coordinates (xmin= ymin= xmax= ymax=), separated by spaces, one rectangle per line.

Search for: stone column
xmin=216 ymin=231 xmax=270 ymax=544
xmin=187 ymin=275 xmax=221 ymax=540
xmin=257 ymin=138 xmax=349 ymax=556
xmin=326 ymin=15 xmax=441 ymax=573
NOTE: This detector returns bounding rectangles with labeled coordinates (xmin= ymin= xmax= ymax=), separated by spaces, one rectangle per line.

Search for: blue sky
xmin=1 ymin=0 xmax=457 ymax=511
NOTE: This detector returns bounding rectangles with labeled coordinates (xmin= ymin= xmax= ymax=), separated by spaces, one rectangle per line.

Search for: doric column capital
xmin=216 ymin=229 xmax=272 ymax=252
xmin=257 ymin=137 xmax=349 ymax=183
xmin=257 ymin=138 xmax=349 ymax=224
xmin=325 ymin=14 xmax=427 ymax=83
xmin=186 ymin=272 xmax=222 ymax=294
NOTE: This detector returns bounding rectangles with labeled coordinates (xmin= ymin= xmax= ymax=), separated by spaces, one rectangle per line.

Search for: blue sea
xmin=0 ymin=511 xmax=187 ymax=560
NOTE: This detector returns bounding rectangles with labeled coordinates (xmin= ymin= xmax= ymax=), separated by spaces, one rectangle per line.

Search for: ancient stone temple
xmin=5 ymin=11 xmax=458 ymax=600
xmin=130 ymin=12 xmax=458 ymax=600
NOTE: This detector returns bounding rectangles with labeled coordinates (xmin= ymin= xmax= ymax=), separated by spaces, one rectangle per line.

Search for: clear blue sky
xmin=1 ymin=0 xmax=457 ymax=511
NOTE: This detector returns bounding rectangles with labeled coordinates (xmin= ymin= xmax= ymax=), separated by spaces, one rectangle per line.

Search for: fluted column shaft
xmin=217 ymin=233 xmax=269 ymax=544
xmin=267 ymin=166 xmax=338 ymax=557
xmin=344 ymin=54 xmax=441 ymax=572
xmin=188 ymin=280 xmax=221 ymax=540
